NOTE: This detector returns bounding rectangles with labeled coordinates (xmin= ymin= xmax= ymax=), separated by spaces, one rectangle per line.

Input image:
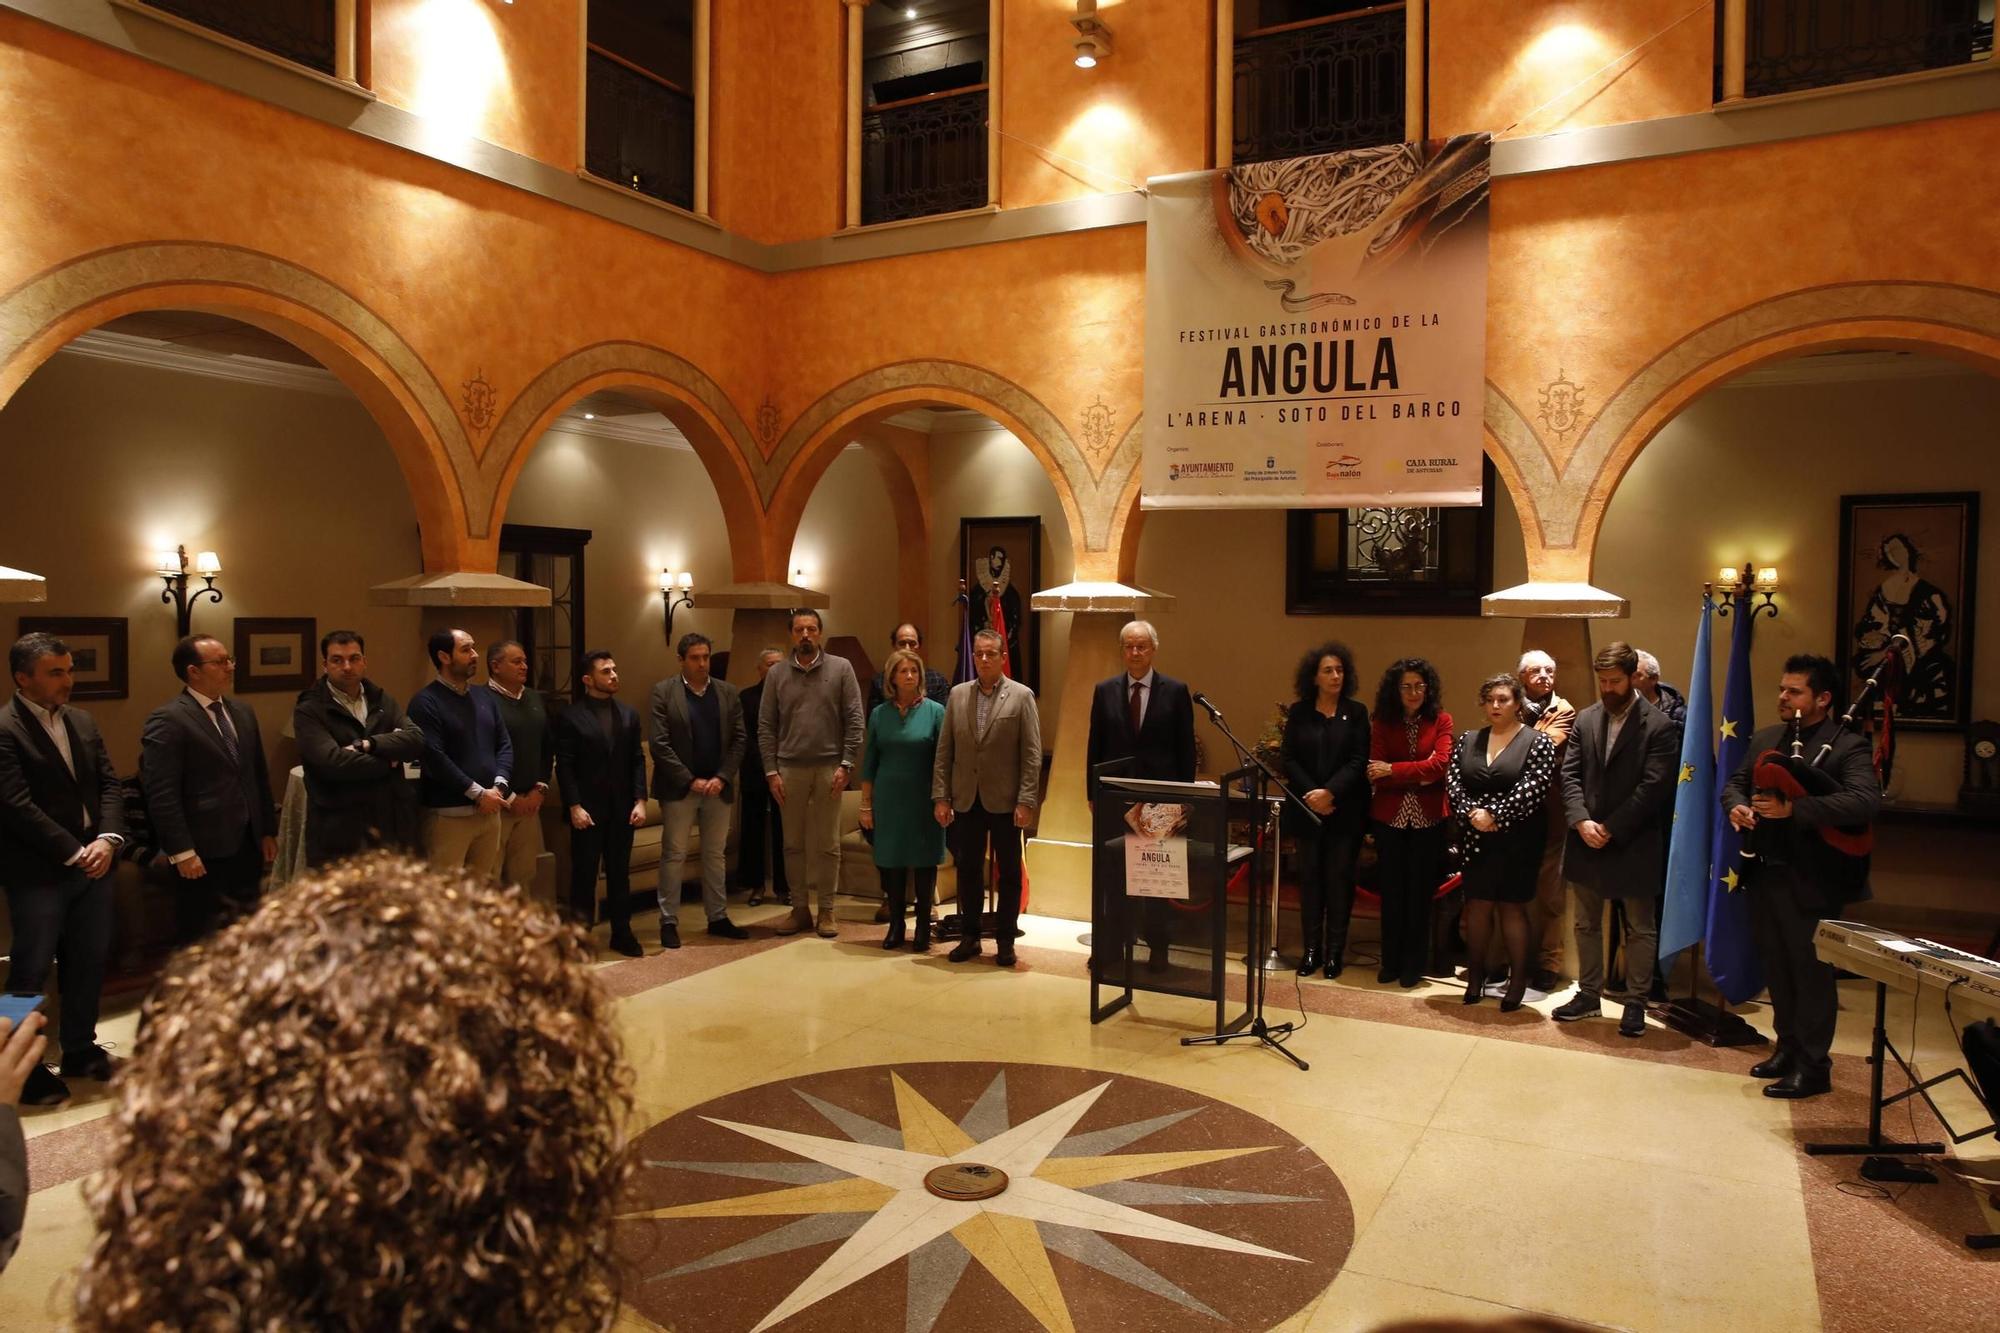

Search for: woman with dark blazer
xmin=1445 ymin=672 xmax=1558 ymax=1012
xmin=1282 ymin=641 xmax=1370 ymax=978
xmin=1367 ymin=657 xmax=1452 ymax=989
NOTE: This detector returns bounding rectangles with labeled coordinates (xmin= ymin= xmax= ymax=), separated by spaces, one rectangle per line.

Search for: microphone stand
xmin=1181 ymin=695 xmax=1319 ymax=1071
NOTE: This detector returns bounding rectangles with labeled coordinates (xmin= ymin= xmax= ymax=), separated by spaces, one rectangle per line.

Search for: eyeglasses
xmin=199 ymin=654 xmax=235 ymax=667
xmin=973 ymin=650 xmax=1002 ymax=661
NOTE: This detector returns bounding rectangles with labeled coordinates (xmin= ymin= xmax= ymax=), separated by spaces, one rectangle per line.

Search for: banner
xmin=1659 ymin=594 xmax=1716 ymax=961
xmin=1705 ymin=603 xmax=1766 ymax=1004
xmin=1143 ymin=135 xmax=1491 ymax=509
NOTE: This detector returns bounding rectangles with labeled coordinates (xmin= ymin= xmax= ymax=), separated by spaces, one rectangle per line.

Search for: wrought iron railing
xmin=143 ymin=0 xmax=337 ymax=76
xmin=1742 ymin=0 xmax=1993 ymax=98
xmin=1233 ymin=5 xmax=1407 ymax=166
xmin=860 ymin=86 xmax=989 ymax=225
xmin=584 ymin=48 xmax=697 ymax=211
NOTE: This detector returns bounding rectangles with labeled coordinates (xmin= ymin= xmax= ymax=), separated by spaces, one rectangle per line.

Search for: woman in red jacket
xmin=1366 ymin=657 xmax=1452 ymax=988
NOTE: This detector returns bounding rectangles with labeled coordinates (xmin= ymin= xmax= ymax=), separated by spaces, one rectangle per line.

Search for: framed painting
xmin=959 ymin=515 xmax=1041 ymax=695
xmin=1836 ymin=491 xmax=1979 ymax=731
xmin=233 ymin=617 xmax=317 ymax=694
xmin=15 ymin=617 xmax=128 ymax=700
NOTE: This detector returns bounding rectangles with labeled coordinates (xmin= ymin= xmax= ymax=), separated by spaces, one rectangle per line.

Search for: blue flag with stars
xmin=1658 ymin=594 xmax=1714 ymax=960
xmin=1704 ymin=601 xmax=1766 ymax=1003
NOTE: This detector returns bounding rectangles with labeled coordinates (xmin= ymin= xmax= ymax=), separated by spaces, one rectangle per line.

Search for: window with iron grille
xmin=860 ymin=1 xmax=990 ymax=225
xmin=1725 ymin=0 xmax=1994 ymax=99
xmin=1285 ymin=459 xmax=1495 ymax=616
xmin=586 ymin=0 xmax=698 ymax=210
xmin=1233 ymin=1 xmax=1409 ymax=166
xmin=140 ymin=0 xmax=341 ymax=77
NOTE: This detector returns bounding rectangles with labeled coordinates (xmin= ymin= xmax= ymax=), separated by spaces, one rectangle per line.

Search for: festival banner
xmin=1142 ymin=135 xmax=1491 ymax=509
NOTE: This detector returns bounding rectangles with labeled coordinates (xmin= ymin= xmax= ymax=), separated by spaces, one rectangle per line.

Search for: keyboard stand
xmin=1804 ymin=979 xmax=1945 ymax=1162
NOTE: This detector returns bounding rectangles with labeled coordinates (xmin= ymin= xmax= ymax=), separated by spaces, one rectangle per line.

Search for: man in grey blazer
xmin=648 ymin=632 xmax=748 ymax=947
xmin=141 ymin=634 xmax=277 ymax=943
xmin=932 ymin=629 xmax=1042 ymax=967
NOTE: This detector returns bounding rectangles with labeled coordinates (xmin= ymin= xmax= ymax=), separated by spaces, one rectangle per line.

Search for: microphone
xmin=1192 ymin=691 xmax=1223 ymax=723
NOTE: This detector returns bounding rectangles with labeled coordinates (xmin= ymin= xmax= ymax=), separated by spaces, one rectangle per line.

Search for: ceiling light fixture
xmin=1070 ymin=0 xmax=1111 ymax=69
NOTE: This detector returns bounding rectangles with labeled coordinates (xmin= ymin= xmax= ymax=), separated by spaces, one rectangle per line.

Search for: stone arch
xmin=849 ymin=425 xmax=933 ymax=629
xmin=1528 ymin=282 xmax=2000 ymax=582
xmin=483 ymin=343 xmax=766 ymax=582
xmin=764 ymin=361 xmax=1133 ymax=582
xmin=0 ymin=242 xmax=470 ymax=568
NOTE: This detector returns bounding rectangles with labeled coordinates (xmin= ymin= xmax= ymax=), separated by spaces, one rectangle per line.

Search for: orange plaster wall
xmin=999 ymin=0 xmax=1211 ymax=208
xmin=1429 ymin=0 xmax=1716 ymax=139
xmin=370 ymin=0 xmax=583 ymax=170
xmin=708 ymin=0 xmax=845 ymax=243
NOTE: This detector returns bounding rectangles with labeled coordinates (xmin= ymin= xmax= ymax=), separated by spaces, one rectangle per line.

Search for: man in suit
xmin=407 ymin=628 xmax=512 ymax=879
xmin=1722 ymin=653 xmax=1881 ymax=1099
xmin=292 ymin=629 xmax=423 ymax=868
xmin=141 ymin=634 xmax=277 ymax=943
xmin=0 ymin=632 xmax=127 ymax=1106
xmin=487 ymin=639 xmax=555 ymax=893
xmin=735 ymin=647 xmax=788 ymax=907
xmin=1518 ymin=648 xmax=1578 ymax=991
xmin=648 ymin=632 xmax=748 ymax=948
xmin=1084 ymin=619 xmax=1197 ymax=969
xmin=759 ymin=609 xmax=864 ymax=938
xmin=1553 ymin=641 xmax=1680 ymax=1038
xmin=867 ymin=624 xmax=952 ymax=712
xmin=933 ymin=628 xmax=1042 ymax=967
xmin=556 ymin=650 xmax=647 ymax=957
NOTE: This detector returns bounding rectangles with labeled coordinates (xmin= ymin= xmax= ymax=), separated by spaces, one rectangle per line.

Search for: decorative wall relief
xmin=755 ymin=395 xmax=782 ymax=449
xmin=1536 ymin=368 xmax=1586 ymax=447
xmin=461 ymin=370 xmax=497 ymax=435
xmin=1079 ymin=394 xmax=1115 ymax=462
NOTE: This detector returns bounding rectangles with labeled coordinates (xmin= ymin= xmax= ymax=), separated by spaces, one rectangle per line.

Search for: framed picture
xmin=1836 ymin=491 xmax=1979 ymax=731
xmin=233 ymin=618 xmax=316 ymax=694
xmin=16 ymin=617 xmax=128 ymax=700
xmin=960 ymin=515 xmax=1042 ymax=696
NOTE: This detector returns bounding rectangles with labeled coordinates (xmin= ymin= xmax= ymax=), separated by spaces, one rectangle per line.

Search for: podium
xmin=1088 ymin=766 xmax=1267 ymax=1036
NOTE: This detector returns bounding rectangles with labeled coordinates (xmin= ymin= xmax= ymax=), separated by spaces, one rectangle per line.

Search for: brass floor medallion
xmin=924 ymin=1162 xmax=1009 ymax=1201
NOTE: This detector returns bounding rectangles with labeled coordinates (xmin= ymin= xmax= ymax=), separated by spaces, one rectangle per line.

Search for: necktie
xmin=1128 ymin=679 xmax=1143 ymax=737
xmin=208 ymin=700 xmax=241 ymax=767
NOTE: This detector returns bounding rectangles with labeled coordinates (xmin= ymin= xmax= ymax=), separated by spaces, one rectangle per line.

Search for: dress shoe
xmin=1748 ymin=1051 xmax=1795 ymax=1080
xmin=948 ymin=939 xmax=982 ymax=963
xmin=1553 ymin=992 xmax=1602 ymax=1023
xmin=995 ymin=949 xmax=1017 ymax=968
xmin=1322 ymin=959 xmax=1343 ymax=980
xmin=1530 ymin=968 xmax=1562 ymax=993
xmin=609 ymin=931 xmax=644 ymax=958
xmin=873 ymin=904 xmax=891 ymax=924
xmin=1399 ymin=975 xmax=1422 ymax=990
xmin=59 ymin=1044 xmax=118 ymax=1082
xmin=1377 ymin=966 xmax=1396 ymax=984
xmin=20 ymin=1063 xmax=69 ymax=1108
xmin=1618 ymin=1001 xmax=1647 ymax=1038
xmin=1297 ymin=948 xmax=1323 ymax=976
xmin=1763 ymin=1070 xmax=1832 ymax=1099
xmin=658 ymin=921 xmax=682 ymax=950
xmin=746 ymin=888 xmax=765 ymax=906
xmin=707 ymin=917 xmax=749 ymax=939
xmin=882 ymin=925 xmax=906 ymax=950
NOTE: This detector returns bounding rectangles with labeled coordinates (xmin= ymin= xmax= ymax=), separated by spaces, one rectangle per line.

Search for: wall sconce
xmin=157 ymin=544 xmax=222 ymax=638
xmin=1709 ymin=561 xmax=1778 ymax=619
xmin=661 ymin=568 xmax=694 ymax=643
xmin=1071 ymin=0 xmax=1112 ymax=67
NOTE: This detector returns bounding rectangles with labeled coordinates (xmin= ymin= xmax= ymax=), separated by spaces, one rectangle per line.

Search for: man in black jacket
xmin=487 ymin=640 xmax=554 ymax=891
xmin=1553 ymin=641 xmax=1679 ymax=1037
xmin=735 ymin=647 xmax=788 ymax=906
xmin=648 ymin=633 xmax=747 ymax=948
xmin=140 ymin=634 xmax=277 ymax=943
xmin=555 ymin=650 xmax=647 ymax=956
xmin=1721 ymin=653 xmax=1882 ymax=1099
xmin=0 ymin=632 xmax=127 ymax=1105
xmin=292 ymin=629 xmax=423 ymax=868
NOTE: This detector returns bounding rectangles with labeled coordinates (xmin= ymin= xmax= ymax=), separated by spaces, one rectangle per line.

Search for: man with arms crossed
xmin=292 ymin=629 xmax=423 ymax=867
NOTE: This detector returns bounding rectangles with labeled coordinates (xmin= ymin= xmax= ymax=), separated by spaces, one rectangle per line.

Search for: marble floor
xmin=3 ymin=895 xmax=1995 ymax=1332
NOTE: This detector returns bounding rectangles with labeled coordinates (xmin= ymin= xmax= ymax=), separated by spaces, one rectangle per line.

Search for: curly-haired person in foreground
xmin=73 ymin=853 xmax=634 ymax=1332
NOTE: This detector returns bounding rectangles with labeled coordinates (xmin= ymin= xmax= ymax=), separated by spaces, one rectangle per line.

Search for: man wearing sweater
xmin=407 ymin=629 xmax=512 ymax=879
xmin=758 ymin=609 xmax=864 ymax=938
xmin=486 ymin=640 xmax=554 ymax=892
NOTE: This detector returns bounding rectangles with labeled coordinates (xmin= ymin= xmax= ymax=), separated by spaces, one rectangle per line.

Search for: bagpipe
xmin=1741 ymin=635 xmax=1905 ymax=885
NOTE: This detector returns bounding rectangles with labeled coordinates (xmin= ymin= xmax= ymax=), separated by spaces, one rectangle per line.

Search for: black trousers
xmin=1750 ymin=883 xmax=1837 ymax=1076
xmin=176 ymin=833 xmax=265 ymax=945
xmin=954 ymin=805 xmax=1022 ymax=945
xmin=4 ymin=867 xmax=114 ymax=1059
xmin=569 ymin=819 xmax=636 ymax=930
xmin=735 ymin=784 xmax=789 ymax=897
xmin=1298 ymin=823 xmax=1360 ymax=956
xmin=1374 ymin=820 xmax=1445 ymax=982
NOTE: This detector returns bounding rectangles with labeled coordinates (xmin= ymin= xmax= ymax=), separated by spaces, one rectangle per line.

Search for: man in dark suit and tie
xmin=0 ymin=632 xmax=127 ymax=1106
xmin=555 ymin=650 xmax=648 ymax=957
xmin=141 ymin=634 xmax=276 ymax=944
xmin=1085 ymin=620 xmax=1198 ymax=969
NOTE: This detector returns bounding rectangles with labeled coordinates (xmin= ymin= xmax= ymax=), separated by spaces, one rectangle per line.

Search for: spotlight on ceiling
xmin=1070 ymin=0 xmax=1111 ymax=69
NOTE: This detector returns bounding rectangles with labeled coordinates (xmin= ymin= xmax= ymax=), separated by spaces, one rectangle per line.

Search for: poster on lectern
xmin=1142 ymin=134 xmax=1492 ymax=509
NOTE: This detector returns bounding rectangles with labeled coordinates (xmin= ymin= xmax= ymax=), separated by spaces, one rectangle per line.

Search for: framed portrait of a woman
xmin=1837 ymin=492 xmax=1979 ymax=731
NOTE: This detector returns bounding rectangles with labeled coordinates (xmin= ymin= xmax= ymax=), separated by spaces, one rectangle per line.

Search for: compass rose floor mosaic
xmin=4 ymin=902 xmax=1996 ymax=1331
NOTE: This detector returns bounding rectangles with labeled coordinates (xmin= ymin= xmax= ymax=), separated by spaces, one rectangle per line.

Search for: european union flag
xmin=1658 ymin=595 xmax=1714 ymax=960
xmin=1704 ymin=602 xmax=1766 ymax=1004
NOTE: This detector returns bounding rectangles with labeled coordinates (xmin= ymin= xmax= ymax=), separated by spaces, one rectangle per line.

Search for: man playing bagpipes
xmin=1721 ymin=653 xmax=1887 ymax=1100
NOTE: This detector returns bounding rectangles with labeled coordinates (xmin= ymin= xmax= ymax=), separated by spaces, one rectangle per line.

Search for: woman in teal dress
xmin=860 ymin=648 xmax=948 ymax=951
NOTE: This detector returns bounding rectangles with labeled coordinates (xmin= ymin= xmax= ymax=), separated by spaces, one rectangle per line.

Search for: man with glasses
xmin=868 ymin=624 xmax=951 ymax=713
xmin=758 ymin=610 xmax=864 ymax=938
xmin=141 ymin=635 xmax=277 ymax=942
